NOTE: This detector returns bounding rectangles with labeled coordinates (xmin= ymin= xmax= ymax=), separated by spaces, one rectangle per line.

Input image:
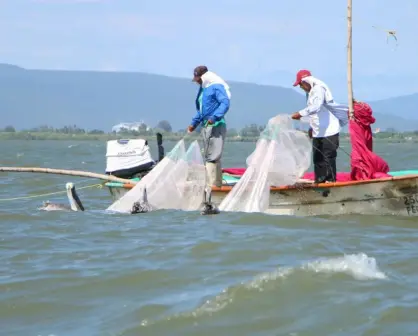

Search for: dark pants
xmin=312 ymin=133 xmax=339 ymax=183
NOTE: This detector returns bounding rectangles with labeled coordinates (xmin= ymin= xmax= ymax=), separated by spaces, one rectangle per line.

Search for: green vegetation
xmin=2 ymin=123 xmax=418 ymax=143
xmin=0 ymin=123 xmax=261 ymax=142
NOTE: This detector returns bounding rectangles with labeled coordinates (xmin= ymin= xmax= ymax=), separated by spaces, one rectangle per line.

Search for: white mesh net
xmin=219 ymin=114 xmax=312 ymax=213
xmin=178 ymin=140 xmax=207 ymax=211
xmin=107 ymin=139 xmax=206 ymax=213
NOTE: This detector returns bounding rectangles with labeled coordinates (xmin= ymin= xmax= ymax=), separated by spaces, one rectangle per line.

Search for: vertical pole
xmin=347 ymin=0 xmax=354 ymax=120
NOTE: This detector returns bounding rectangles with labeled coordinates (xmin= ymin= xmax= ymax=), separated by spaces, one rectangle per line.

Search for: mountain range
xmin=0 ymin=63 xmax=417 ymax=132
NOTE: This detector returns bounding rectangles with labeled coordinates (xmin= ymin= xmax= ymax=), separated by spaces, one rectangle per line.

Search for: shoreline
xmin=0 ymin=132 xmax=257 ymax=142
xmin=0 ymin=132 xmax=416 ymax=143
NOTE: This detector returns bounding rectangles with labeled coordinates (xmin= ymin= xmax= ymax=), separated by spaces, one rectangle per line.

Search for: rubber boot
xmin=205 ymin=162 xmax=217 ymax=189
xmin=214 ymin=161 xmax=223 ymax=187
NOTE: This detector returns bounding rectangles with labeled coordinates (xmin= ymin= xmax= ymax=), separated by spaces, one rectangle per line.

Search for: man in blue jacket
xmin=187 ymin=65 xmax=231 ymax=188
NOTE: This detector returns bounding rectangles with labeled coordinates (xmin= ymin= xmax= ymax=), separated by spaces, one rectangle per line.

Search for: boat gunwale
xmin=107 ymin=174 xmax=418 ymax=192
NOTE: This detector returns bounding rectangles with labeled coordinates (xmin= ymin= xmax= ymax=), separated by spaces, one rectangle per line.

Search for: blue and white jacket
xmin=190 ymin=71 xmax=231 ymax=128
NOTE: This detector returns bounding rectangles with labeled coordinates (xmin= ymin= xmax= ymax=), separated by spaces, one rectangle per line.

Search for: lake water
xmin=1 ymin=140 xmax=418 ymax=336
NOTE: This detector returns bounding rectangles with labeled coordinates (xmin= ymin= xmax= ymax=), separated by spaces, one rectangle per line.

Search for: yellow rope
xmin=0 ymin=183 xmax=104 ymax=202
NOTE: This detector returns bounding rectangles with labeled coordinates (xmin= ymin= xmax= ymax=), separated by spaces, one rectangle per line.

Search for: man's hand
xmin=291 ymin=112 xmax=302 ymax=120
xmin=187 ymin=125 xmax=195 ymax=133
xmin=207 ymin=119 xmax=214 ymax=125
xmin=308 ymin=128 xmax=313 ymax=139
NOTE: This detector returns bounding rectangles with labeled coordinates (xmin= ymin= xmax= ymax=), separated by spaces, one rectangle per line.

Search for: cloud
xmin=202 ymin=15 xmax=304 ymax=36
xmin=31 ymin=0 xmax=106 ymax=3
xmin=96 ymin=62 xmax=121 ymax=72
xmin=104 ymin=14 xmax=177 ymax=39
xmin=96 ymin=12 xmax=305 ymax=46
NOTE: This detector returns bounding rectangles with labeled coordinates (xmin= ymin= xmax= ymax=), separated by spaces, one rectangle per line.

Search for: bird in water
xmin=129 ymin=186 xmax=220 ymax=215
xmin=39 ymin=182 xmax=85 ymax=211
xmin=130 ymin=187 xmax=152 ymax=214
xmin=200 ymin=188 xmax=220 ymax=215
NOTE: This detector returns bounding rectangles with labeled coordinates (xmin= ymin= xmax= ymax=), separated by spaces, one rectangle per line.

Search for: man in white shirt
xmin=291 ymin=70 xmax=348 ymax=183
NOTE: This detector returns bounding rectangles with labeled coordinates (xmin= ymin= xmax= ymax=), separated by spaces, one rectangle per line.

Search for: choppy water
xmin=1 ymin=140 xmax=418 ymax=336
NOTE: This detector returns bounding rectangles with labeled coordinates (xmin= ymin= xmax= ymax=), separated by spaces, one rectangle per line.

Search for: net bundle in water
xmin=107 ymin=139 xmax=206 ymax=213
xmin=219 ymin=115 xmax=312 ymax=213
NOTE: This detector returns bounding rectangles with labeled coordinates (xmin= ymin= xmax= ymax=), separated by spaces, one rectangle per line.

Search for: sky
xmin=0 ymin=0 xmax=417 ymax=101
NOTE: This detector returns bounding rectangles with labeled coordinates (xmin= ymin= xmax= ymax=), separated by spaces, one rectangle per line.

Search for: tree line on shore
xmin=1 ymin=121 xmax=417 ymax=140
xmin=0 ymin=121 xmax=270 ymax=138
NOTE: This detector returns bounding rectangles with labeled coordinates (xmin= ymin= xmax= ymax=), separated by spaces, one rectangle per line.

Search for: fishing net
xmin=219 ymin=114 xmax=312 ymax=213
xmin=107 ymin=139 xmax=206 ymax=213
xmin=178 ymin=140 xmax=207 ymax=211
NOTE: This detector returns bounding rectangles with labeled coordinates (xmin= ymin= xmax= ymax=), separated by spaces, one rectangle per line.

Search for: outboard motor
xmin=156 ymin=132 xmax=165 ymax=162
xmin=105 ymin=134 xmax=165 ymax=180
xmin=105 ymin=138 xmax=156 ymax=179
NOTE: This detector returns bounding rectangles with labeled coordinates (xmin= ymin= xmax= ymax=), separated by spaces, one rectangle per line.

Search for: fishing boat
xmin=104 ymin=1 xmax=418 ymax=217
xmin=103 ymin=135 xmax=418 ymax=217
xmin=2 ymin=132 xmax=417 ymax=217
xmin=105 ymin=167 xmax=418 ymax=217
xmin=4 ymin=2 xmax=416 ymax=217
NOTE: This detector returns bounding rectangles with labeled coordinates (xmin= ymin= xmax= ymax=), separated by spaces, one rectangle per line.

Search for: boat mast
xmin=347 ymin=0 xmax=354 ymax=120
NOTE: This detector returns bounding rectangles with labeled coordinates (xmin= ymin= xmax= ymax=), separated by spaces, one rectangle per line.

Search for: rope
xmin=0 ymin=182 xmax=104 ymax=202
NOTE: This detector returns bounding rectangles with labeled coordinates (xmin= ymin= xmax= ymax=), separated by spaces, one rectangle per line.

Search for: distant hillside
xmin=368 ymin=93 xmax=418 ymax=122
xmin=0 ymin=63 xmax=417 ymax=132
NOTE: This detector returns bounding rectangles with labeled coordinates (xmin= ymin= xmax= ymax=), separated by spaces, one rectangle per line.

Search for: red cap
xmin=293 ymin=69 xmax=312 ymax=86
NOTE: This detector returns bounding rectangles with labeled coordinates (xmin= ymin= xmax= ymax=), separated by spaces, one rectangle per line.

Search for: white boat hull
xmin=107 ymin=175 xmax=418 ymax=217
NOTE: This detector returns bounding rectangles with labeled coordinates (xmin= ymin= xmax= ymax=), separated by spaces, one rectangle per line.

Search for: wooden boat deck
xmin=108 ymin=173 xmax=418 ymax=192
xmin=104 ymin=171 xmax=418 ymax=217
